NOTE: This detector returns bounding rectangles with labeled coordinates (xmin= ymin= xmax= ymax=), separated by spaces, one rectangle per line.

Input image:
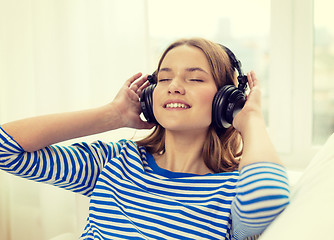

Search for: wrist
xmin=98 ymin=103 xmax=124 ymax=131
xmin=234 ymin=111 xmax=265 ymax=137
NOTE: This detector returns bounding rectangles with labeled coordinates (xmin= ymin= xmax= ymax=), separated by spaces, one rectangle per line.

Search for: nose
xmin=168 ymin=78 xmax=185 ymax=95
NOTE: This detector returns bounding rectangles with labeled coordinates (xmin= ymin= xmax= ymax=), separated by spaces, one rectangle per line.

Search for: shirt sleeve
xmin=0 ymin=126 xmax=124 ymax=196
xmin=231 ymin=162 xmax=290 ymax=240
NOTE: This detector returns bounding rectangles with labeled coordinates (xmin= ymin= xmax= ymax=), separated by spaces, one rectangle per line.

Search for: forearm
xmin=1 ymin=73 xmax=153 ymax=152
xmin=238 ymin=116 xmax=282 ymax=171
xmin=1 ymin=104 xmax=122 ymax=152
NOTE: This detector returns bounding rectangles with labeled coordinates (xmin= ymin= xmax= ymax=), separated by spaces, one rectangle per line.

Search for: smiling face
xmin=152 ymin=45 xmax=218 ymax=133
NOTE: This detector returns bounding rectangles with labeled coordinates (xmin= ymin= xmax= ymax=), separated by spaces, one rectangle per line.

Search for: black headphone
xmin=140 ymin=44 xmax=248 ymax=130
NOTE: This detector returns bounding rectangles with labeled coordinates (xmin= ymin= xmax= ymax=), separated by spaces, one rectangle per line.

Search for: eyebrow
xmin=159 ymin=67 xmax=209 ymax=75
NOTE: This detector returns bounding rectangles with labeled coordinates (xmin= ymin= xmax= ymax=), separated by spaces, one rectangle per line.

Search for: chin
xmin=156 ymin=114 xmax=212 ymax=132
xmin=159 ymin=121 xmax=210 ymax=133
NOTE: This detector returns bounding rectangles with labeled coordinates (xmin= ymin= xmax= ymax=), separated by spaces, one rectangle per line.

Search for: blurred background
xmin=0 ymin=0 xmax=333 ymax=239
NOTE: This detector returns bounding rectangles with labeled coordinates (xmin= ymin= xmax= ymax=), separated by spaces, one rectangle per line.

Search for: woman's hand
xmin=233 ymin=71 xmax=282 ymax=170
xmin=232 ymin=71 xmax=264 ymax=135
xmin=110 ymin=73 xmax=155 ymax=130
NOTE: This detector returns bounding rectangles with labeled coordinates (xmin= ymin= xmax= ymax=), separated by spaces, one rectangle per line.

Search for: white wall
xmin=0 ymin=0 xmax=150 ymax=239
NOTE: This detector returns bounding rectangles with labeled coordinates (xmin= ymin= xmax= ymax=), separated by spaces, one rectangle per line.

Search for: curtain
xmin=0 ymin=0 xmax=149 ymax=239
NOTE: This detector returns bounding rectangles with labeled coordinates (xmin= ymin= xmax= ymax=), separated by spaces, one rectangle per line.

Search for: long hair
xmin=136 ymin=38 xmax=242 ymax=173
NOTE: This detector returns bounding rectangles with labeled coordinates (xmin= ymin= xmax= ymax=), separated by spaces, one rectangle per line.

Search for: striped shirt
xmin=0 ymin=127 xmax=289 ymax=240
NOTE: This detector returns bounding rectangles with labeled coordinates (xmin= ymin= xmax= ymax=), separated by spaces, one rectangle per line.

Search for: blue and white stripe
xmin=231 ymin=163 xmax=290 ymax=239
xmin=0 ymin=126 xmax=289 ymax=239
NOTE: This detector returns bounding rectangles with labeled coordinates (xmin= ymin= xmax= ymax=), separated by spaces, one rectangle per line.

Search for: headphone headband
xmin=219 ymin=44 xmax=248 ymax=93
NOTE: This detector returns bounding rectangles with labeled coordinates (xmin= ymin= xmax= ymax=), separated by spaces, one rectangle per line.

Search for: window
xmin=313 ymin=0 xmax=334 ymax=145
xmin=146 ymin=0 xmax=271 ymax=121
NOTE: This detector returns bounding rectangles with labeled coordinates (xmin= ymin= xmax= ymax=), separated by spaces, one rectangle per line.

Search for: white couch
xmin=260 ymin=133 xmax=334 ymax=240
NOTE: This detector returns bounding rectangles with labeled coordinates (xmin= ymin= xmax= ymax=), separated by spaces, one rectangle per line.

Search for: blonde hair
xmin=137 ymin=38 xmax=242 ymax=173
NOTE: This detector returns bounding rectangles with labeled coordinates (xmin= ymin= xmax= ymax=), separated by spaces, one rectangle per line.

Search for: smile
xmin=164 ymin=103 xmax=190 ymax=109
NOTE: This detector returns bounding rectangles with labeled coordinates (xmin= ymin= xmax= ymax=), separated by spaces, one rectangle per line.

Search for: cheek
xmin=203 ymin=89 xmax=218 ymax=122
xmin=191 ymin=88 xmax=217 ymax=125
xmin=197 ymin=88 xmax=217 ymax=108
xmin=152 ymin=87 xmax=160 ymax=114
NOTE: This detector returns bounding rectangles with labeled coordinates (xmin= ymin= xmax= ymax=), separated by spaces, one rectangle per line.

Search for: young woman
xmin=0 ymin=38 xmax=289 ymax=239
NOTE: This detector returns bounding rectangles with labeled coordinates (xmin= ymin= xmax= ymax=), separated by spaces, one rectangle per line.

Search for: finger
xmin=135 ymin=75 xmax=151 ymax=97
xmin=249 ymin=72 xmax=261 ymax=94
xmin=136 ymin=74 xmax=149 ymax=85
xmin=137 ymin=80 xmax=150 ymax=92
xmin=250 ymin=71 xmax=260 ymax=88
xmin=128 ymin=90 xmax=141 ymax=102
xmin=247 ymin=72 xmax=254 ymax=89
xmin=125 ymin=72 xmax=143 ymax=87
xmin=131 ymin=82 xmax=150 ymax=97
xmin=130 ymin=83 xmax=139 ymax=92
xmin=129 ymin=74 xmax=150 ymax=92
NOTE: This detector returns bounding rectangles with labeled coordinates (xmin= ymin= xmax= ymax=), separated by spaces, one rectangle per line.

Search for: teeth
xmin=166 ymin=103 xmax=189 ymax=109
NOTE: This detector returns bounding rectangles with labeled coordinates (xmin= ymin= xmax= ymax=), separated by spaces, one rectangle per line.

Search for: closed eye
xmin=158 ymin=79 xmax=171 ymax=82
xmin=190 ymin=79 xmax=204 ymax=82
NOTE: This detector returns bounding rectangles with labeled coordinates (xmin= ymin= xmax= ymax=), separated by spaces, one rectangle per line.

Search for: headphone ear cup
xmin=225 ymin=89 xmax=246 ymax=125
xmin=212 ymin=85 xmax=246 ymax=129
xmin=140 ymin=84 xmax=157 ymax=124
xmin=212 ymin=85 xmax=235 ymax=129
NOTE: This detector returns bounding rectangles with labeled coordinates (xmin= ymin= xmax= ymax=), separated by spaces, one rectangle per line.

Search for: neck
xmin=154 ymin=129 xmax=213 ymax=175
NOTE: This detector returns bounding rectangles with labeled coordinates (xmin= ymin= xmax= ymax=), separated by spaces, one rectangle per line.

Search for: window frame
xmin=269 ymin=0 xmax=321 ymax=169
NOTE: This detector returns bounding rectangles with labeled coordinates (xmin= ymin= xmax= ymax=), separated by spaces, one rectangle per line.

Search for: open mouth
xmin=164 ymin=103 xmax=190 ymax=109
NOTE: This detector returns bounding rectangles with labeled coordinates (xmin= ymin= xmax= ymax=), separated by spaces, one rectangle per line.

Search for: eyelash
xmin=190 ymin=79 xmax=204 ymax=82
xmin=158 ymin=79 xmax=171 ymax=82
